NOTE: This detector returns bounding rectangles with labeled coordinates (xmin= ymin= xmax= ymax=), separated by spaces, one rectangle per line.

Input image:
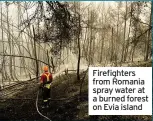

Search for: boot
xmin=41 ymin=105 xmax=45 ymax=109
xmin=46 ymin=101 xmax=49 ymax=108
xmin=42 ymin=102 xmax=47 ymax=108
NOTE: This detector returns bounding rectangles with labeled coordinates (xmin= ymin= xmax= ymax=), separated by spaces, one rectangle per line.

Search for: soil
xmin=0 ymin=78 xmax=88 ymax=121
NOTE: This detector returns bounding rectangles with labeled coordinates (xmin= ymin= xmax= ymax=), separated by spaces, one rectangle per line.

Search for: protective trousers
xmin=42 ymin=86 xmax=51 ymax=106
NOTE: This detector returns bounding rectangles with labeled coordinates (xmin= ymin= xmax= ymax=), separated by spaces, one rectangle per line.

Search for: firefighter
xmin=40 ymin=66 xmax=53 ymax=108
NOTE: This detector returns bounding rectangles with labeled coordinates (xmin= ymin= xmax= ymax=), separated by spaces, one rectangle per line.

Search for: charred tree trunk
xmin=1 ymin=3 xmax=5 ymax=87
xmin=77 ymin=14 xmax=81 ymax=81
xmin=110 ymin=27 xmax=114 ymax=62
xmin=144 ymin=3 xmax=152 ymax=61
xmin=124 ymin=2 xmax=132 ymax=62
xmin=32 ymin=25 xmax=39 ymax=78
xmin=121 ymin=1 xmax=127 ymax=62
xmin=6 ymin=2 xmax=13 ymax=82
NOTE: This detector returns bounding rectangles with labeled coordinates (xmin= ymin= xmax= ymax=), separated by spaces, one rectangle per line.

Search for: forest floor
xmin=0 ymin=61 xmax=152 ymax=121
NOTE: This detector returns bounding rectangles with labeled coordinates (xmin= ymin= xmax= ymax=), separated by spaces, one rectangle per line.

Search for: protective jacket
xmin=40 ymin=72 xmax=53 ymax=89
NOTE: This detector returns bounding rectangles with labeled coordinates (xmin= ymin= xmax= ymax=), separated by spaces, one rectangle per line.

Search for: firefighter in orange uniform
xmin=40 ymin=66 xmax=53 ymax=108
